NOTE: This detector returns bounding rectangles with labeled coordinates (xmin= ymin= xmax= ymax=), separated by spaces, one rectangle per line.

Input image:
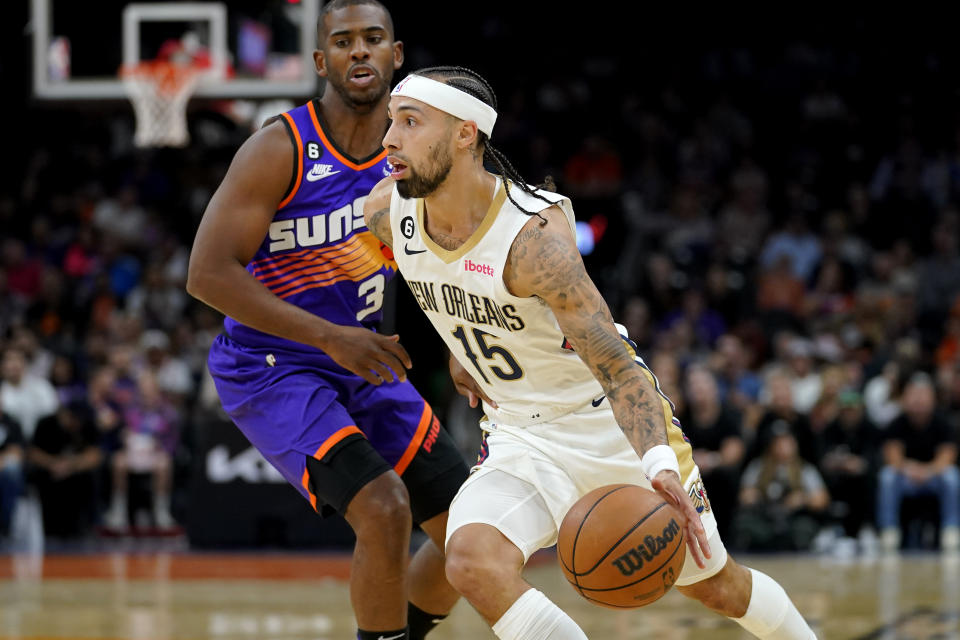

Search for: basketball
xmin=557 ymin=484 xmax=686 ymax=609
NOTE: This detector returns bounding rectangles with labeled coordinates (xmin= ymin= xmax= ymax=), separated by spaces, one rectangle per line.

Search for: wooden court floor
xmin=1 ymin=550 xmax=957 ymax=639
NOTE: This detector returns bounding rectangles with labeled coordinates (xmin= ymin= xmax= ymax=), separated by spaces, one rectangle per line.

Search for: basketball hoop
xmin=120 ymin=60 xmax=202 ymax=148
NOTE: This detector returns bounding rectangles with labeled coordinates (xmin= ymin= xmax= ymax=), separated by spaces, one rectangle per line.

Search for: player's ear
xmin=456 ymin=120 xmax=479 ymax=151
xmin=313 ymin=50 xmax=327 ymax=78
xmin=393 ymin=40 xmax=404 ymax=70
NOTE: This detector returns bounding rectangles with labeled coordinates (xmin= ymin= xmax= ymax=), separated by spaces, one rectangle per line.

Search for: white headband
xmin=391 ymin=74 xmax=498 ymax=137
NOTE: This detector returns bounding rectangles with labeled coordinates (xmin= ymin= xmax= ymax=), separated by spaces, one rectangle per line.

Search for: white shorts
xmin=445 ymin=403 xmax=728 ymax=586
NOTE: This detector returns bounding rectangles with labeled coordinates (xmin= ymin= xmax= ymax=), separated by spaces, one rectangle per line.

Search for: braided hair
xmin=414 ymin=66 xmax=554 ymax=224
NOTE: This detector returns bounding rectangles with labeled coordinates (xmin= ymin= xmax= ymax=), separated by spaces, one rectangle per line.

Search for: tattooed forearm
xmin=574 ymin=317 xmax=669 ymax=456
xmin=606 ymin=369 xmax=669 ymax=458
xmin=367 ymin=207 xmax=392 ymax=247
xmin=510 ymin=210 xmax=668 ymax=456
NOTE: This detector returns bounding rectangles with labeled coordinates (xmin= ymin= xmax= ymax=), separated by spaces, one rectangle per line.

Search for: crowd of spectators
xmin=2 ymin=10 xmax=960 ymax=553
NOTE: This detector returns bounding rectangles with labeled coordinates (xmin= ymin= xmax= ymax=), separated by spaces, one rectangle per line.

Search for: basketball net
xmin=120 ymin=60 xmax=202 ymax=148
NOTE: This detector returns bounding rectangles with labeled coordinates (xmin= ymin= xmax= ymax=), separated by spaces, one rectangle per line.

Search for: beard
xmin=326 ymin=71 xmax=390 ymax=111
xmin=396 ymin=141 xmax=453 ymax=199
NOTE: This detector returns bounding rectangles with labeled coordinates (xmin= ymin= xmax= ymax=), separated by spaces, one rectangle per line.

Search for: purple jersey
xmin=207 ymin=102 xmax=467 ymax=519
xmin=224 ymin=99 xmax=396 ymax=353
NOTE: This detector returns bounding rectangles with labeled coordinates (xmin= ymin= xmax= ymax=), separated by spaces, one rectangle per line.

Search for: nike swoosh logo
xmin=305 ymin=167 xmax=341 ymax=182
xmin=404 ymin=243 xmax=427 ymax=255
xmin=377 ymin=634 xmax=406 ymax=640
xmin=591 ymin=395 xmax=605 ymax=407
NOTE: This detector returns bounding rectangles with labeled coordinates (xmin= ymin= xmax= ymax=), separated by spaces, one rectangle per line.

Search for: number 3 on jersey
xmin=356 ymin=274 xmax=385 ymax=321
xmin=451 ymin=325 xmax=523 ymax=384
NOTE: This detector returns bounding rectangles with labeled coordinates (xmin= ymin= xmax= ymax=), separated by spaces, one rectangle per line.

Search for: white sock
xmin=107 ymin=493 xmax=126 ymax=519
xmin=732 ymin=569 xmax=816 ymax=639
xmin=110 ymin=492 xmax=125 ymax=511
xmin=154 ymin=493 xmax=170 ymax=514
xmin=492 ymin=588 xmax=587 ymax=640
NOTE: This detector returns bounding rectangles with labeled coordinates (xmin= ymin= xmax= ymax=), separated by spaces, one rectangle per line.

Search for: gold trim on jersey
xmin=417 ymin=180 xmax=508 ymax=264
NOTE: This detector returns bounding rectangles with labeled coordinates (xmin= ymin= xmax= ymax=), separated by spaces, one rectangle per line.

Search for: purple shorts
xmin=208 ymin=333 xmax=440 ymax=512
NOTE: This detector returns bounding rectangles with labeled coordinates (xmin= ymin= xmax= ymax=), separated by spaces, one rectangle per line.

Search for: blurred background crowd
xmin=2 ymin=6 xmax=959 ymax=555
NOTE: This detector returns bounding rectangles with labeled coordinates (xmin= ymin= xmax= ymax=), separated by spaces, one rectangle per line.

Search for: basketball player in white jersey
xmin=364 ymin=66 xmax=817 ymax=640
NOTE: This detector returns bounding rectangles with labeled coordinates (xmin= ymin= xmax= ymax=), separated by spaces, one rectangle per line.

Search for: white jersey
xmin=389 ymin=177 xmax=605 ymax=426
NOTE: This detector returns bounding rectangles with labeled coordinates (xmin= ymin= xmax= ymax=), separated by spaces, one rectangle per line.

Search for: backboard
xmin=31 ymin=0 xmax=320 ymax=100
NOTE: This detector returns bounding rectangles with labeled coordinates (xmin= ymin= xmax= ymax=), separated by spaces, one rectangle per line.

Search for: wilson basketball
xmin=557 ymin=484 xmax=686 ymax=609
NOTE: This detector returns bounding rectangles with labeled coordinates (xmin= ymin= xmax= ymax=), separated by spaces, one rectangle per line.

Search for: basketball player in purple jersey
xmin=186 ymin=3 xmax=467 ymax=639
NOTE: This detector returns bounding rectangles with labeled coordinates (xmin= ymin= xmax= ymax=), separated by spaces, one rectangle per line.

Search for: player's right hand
xmin=323 ymin=326 xmax=412 ymax=385
xmin=448 ymin=352 xmax=498 ymax=408
xmin=651 ymin=470 xmax=711 ymax=570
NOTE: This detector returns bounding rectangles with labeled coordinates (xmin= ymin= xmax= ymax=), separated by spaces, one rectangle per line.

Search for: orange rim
xmin=120 ymin=61 xmax=200 ymax=96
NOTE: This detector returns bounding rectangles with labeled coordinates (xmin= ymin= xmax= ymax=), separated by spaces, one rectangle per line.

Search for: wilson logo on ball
xmin=558 ymin=484 xmax=686 ymax=609
xmin=611 ymin=518 xmax=681 ymax=576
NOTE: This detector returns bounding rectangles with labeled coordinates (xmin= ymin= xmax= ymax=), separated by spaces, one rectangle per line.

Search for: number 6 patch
xmin=400 ymin=216 xmax=416 ymax=239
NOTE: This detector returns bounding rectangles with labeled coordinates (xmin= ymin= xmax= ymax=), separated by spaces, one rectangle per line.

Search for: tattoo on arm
xmin=514 ymin=218 xmax=668 ymax=455
xmin=368 ymin=207 xmax=392 ymax=247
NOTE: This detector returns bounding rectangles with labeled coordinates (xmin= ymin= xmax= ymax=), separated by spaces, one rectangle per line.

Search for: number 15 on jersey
xmin=451 ymin=325 xmax=523 ymax=384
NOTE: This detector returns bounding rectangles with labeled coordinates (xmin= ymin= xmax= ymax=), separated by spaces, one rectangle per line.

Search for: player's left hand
xmin=651 ymin=470 xmax=711 ymax=570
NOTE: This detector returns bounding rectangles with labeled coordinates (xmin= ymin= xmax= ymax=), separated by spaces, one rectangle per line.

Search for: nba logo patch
xmin=392 ymin=76 xmax=413 ymax=94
